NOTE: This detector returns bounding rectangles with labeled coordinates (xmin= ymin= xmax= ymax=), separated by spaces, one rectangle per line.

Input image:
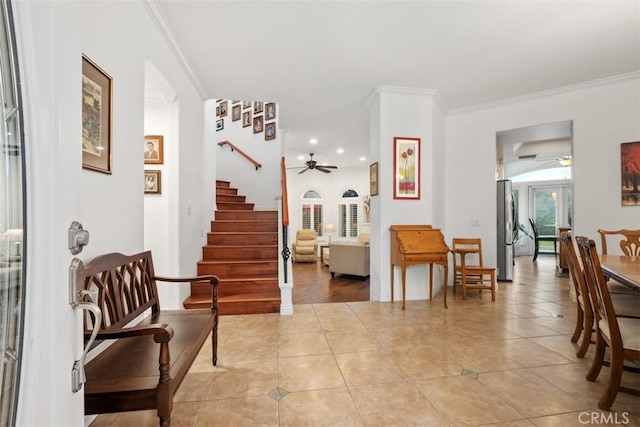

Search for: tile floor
xmin=91 ymin=257 xmax=640 ymax=426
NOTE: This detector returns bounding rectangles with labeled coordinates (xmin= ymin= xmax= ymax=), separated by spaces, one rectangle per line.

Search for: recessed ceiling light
xmin=298 ymin=155 xmax=304 ymax=160
xmin=336 ymin=148 xmax=344 ymax=154
xmin=310 ymin=138 xmax=318 ymax=144
xmin=359 ymin=156 xmax=366 ymax=161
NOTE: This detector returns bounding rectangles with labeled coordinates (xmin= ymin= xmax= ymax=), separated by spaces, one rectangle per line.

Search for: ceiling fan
xmin=291 ymin=153 xmax=338 ymax=174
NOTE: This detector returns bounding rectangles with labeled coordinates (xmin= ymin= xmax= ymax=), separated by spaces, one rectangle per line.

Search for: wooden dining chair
xmin=598 ymin=228 xmax=640 ymax=256
xmin=450 ymin=238 xmax=496 ymax=302
xmin=529 ymin=218 xmax=557 ymax=262
xmin=560 ymin=232 xmax=594 ymax=358
xmin=597 ymin=228 xmax=640 ymax=295
xmin=576 ymin=236 xmax=640 ymax=411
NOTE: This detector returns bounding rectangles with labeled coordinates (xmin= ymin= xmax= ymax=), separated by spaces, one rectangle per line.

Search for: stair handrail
xmin=217 ymin=140 xmax=262 ymax=170
xmin=281 ymin=157 xmax=289 ymax=226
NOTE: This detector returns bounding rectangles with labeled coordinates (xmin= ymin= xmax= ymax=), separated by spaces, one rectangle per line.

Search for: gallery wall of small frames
xmin=216 ymin=99 xmax=277 ymax=141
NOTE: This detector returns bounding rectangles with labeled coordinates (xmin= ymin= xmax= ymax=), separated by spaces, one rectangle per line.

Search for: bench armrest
xmin=90 ymin=323 xmax=175 ymax=343
xmin=153 ymin=274 xmax=218 ymax=286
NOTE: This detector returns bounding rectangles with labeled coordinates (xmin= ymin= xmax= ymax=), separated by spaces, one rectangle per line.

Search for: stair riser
xmin=216 ymin=187 xmax=237 ymax=195
xmin=197 ymin=262 xmax=278 ymax=277
xmin=211 ymin=222 xmax=278 ymax=232
xmin=203 ymin=246 xmax=278 ymax=260
xmin=216 ymin=180 xmax=231 ymax=188
xmin=215 ymin=210 xmax=278 ymax=221
xmin=208 ymin=233 xmax=278 ymax=245
xmin=217 ymin=194 xmax=246 ymax=204
xmin=191 ymin=281 xmax=280 ymax=299
xmin=184 ymin=298 xmax=281 ymax=315
xmin=217 ymin=202 xmax=254 ymax=210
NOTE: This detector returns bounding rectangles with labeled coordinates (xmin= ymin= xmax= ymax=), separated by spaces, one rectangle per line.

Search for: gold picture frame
xmin=144 ymin=170 xmax=161 ymax=194
xmin=370 ymin=162 xmax=379 ymax=196
xmin=144 ymin=135 xmax=164 ymax=164
xmin=82 ymin=55 xmax=112 ymax=174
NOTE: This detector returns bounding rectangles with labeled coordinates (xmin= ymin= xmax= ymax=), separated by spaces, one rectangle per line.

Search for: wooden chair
xmin=597 ymin=229 xmax=640 ymax=295
xmin=576 ymin=236 xmax=640 ymax=411
xmin=451 ymin=238 xmax=496 ymax=302
xmin=560 ymin=232 xmax=594 ymax=358
xmin=598 ymin=228 xmax=640 ymax=256
xmin=529 ymin=218 xmax=556 ymax=262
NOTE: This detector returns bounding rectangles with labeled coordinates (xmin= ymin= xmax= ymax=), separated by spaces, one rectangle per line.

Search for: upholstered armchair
xmin=292 ymin=229 xmax=318 ymax=262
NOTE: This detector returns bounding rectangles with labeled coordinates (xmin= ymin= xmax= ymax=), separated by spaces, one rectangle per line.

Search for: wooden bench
xmin=75 ymin=251 xmax=218 ymax=426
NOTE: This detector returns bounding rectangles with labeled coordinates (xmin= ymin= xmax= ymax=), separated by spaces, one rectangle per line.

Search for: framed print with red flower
xmin=393 ymin=137 xmax=420 ymax=200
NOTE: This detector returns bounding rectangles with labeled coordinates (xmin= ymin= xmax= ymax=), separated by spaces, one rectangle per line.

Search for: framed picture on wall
xmin=216 ymin=119 xmax=224 ymax=131
xmin=144 ymin=135 xmax=164 ymax=164
xmin=232 ymin=104 xmax=241 ymax=121
xmin=621 ymin=141 xmax=640 ymax=206
xmin=253 ymin=101 xmax=263 ymax=114
xmin=265 ymin=122 xmax=276 ymax=140
xmin=393 ymin=137 xmax=420 ymax=200
xmin=243 ymin=100 xmax=251 ymax=110
xmin=144 ymin=170 xmax=161 ymax=194
xmin=242 ymin=110 xmax=252 ymax=128
xmin=219 ymin=100 xmax=228 ymax=117
xmin=253 ymin=116 xmax=264 ymax=134
xmin=265 ymin=102 xmax=276 ymax=120
xmin=370 ymin=162 xmax=379 ymax=196
xmin=82 ymin=55 xmax=112 ymax=174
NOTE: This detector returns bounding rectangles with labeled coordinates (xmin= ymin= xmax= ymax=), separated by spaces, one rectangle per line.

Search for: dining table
xmin=600 ymin=254 xmax=640 ymax=293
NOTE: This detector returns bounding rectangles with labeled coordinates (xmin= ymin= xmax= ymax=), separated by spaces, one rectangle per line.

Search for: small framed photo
xmin=242 ymin=110 xmax=252 ymax=128
xmin=216 ymin=119 xmax=224 ymax=131
xmin=265 ymin=122 xmax=276 ymax=140
xmin=144 ymin=170 xmax=161 ymax=194
xmin=232 ymin=104 xmax=241 ymax=122
xmin=232 ymin=100 xmax=240 ymax=104
xmin=242 ymin=100 xmax=252 ymax=110
xmin=253 ymin=101 xmax=263 ymax=114
xmin=370 ymin=162 xmax=379 ymax=196
xmin=253 ymin=116 xmax=264 ymax=134
xmin=144 ymin=135 xmax=164 ymax=164
xmin=82 ymin=55 xmax=112 ymax=174
xmin=265 ymin=102 xmax=276 ymax=121
xmin=219 ymin=100 xmax=228 ymax=117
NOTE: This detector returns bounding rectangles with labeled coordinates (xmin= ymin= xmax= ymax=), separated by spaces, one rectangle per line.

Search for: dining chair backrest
xmin=560 ymin=232 xmax=591 ymax=312
xmin=597 ymin=229 xmax=640 ymax=256
xmin=576 ymin=236 xmax=619 ymax=341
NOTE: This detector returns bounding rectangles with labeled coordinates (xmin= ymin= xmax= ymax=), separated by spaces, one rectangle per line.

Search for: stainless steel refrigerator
xmin=496 ymin=179 xmax=514 ymax=281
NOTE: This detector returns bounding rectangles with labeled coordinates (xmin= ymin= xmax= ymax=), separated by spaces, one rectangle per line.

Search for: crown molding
xmin=365 ymin=85 xmax=448 ymax=113
xmin=448 ymin=71 xmax=640 ymax=116
xmin=141 ymin=0 xmax=207 ymax=100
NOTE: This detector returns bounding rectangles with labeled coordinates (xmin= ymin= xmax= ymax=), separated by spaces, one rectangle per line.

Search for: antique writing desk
xmin=389 ymin=225 xmax=449 ymax=309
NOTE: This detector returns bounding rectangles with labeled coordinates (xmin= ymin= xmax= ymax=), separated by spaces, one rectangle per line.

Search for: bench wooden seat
xmin=75 ymin=251 xmax=219 ymax=426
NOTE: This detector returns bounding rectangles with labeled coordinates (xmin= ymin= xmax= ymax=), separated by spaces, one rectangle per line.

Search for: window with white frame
xmin=301 ymin=190 xmax=323 ymax=236
xmin=338 ymin=189 xmax=359 ymax=238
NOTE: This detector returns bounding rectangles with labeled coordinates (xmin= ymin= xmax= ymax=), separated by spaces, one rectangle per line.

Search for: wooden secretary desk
xmin=389 ymin=225 xmax=449 ymax=309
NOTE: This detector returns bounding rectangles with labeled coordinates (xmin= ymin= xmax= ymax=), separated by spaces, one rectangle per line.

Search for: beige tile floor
xmin=91 ymin=257 xmax=640 ymax=426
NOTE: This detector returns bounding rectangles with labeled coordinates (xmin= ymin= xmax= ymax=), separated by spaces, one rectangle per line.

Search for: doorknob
xmin=68 ymin=221 xmax=90 ymax=255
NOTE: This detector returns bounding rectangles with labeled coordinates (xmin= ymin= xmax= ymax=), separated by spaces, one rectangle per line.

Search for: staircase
xmin=183 ymin=180 xmax=281 ymax=315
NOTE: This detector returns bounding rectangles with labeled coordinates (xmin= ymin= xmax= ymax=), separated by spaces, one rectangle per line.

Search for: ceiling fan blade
xmin=298 ymin=167 xmax=310 ymax=174
xmin=315 ymin=167 xmax=332 ymax=173
xmin=286 ymin=166 xmax=307 ymax=170
xmin=321 ymin=165 xmax=338 ymax=169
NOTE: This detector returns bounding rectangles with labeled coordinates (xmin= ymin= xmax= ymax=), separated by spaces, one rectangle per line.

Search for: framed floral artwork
xmin=393 ymin=137 xmax=420 ymax=200
xmin=621 ymin=141 xmax=640 ymax=206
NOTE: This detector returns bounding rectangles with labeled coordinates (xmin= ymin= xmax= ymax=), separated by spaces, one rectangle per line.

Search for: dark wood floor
xmin=292 ymin=260 xmax=370 ymax=304
xmin=292 ymin=254 xmax=558 ymax=304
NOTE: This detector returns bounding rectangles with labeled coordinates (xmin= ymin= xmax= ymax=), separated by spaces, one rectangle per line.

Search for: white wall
xmin=14 ymin=1 xmax=207 ymax=425
xmin=445 ymin=74 xmax=640 ymax=268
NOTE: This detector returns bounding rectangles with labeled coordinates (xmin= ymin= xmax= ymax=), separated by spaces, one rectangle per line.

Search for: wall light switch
xmin=471 ymin=219 xmax=480 ymax=227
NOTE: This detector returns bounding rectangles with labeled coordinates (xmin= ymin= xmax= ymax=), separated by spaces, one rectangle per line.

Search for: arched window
xmin=338 ymin=189 xmax=359 ymax=238
xmin=301 ymin=190 xmax=323 ymax=236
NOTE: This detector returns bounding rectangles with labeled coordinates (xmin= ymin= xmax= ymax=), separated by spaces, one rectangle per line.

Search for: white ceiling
xmin=152 ymin=0 xmax=640 ymax=169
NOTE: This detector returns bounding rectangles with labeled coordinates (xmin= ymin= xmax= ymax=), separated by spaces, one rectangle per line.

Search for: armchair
xmin=292 ymin=229 xmax=318 ymax=263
